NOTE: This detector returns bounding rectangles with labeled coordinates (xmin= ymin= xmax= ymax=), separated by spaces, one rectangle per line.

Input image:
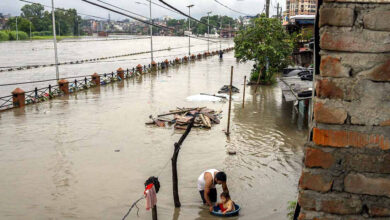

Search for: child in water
xmin=218 ymin=192 xmax=235 ymax=214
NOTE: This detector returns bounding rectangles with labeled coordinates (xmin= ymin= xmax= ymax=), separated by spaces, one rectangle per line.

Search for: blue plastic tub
xmin=210 ymin=204 xmax=240 ymax=217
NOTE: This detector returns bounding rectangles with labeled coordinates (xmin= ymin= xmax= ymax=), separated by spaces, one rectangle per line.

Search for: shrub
xmin=8 ymin=31 xmax=28 ymax=40
xmin=0 ymin=31 xmax=9 ymax=41
xmin=31 ymin=31 xmax=52 ymax=36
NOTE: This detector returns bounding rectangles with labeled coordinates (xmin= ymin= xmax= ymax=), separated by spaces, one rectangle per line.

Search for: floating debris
xmin=218 ymin=85 xmax=240 ymax=94
xmin=146 ymin=107 xmax=222 ymax=130
xmin=186 ymin=93 xmax=227 ymax=102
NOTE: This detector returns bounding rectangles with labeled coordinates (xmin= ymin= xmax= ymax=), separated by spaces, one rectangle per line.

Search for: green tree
xmin=21 ymin=3 xmax=48 ymax=32
xmin=6 ymin=17 xmax=34 ymax=34
xmin=234 ymin=15 xmax=293 ymax=84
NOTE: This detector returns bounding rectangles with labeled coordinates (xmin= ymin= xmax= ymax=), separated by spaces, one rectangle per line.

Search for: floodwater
xmin=0 ymin=36 xmax=307 ymax=220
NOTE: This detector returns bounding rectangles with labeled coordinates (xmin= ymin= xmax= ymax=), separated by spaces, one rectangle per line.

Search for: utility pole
xmin=219 ymin=15 xmax=222 ymax=51
xmin=207 ymin=11 xmax=211 ymax=53
xmin=15 ymin=16 xmax=19 ymax=40
xmin=187 ymin=4 xmax=194 ymax=56
xmin=149 ymin=0 xmax=154 ymax=63
xmin=51 ymin=0 xmax=60 ymax=80
xmin=266 ymin=0 xmax=270 ymax=18
xmin=29 ymin=19 xmax=32 ymax=40
xmin=276 ymin=3 xmax=280 ymax=19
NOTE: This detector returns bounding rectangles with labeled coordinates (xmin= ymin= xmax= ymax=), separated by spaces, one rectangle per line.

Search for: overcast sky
xmin=1 ymin=0 xmax=284 ymax=20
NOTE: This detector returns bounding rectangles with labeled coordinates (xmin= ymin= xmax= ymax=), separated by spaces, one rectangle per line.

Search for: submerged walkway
xmin=0 ymin=52 xmax=306 ymax=220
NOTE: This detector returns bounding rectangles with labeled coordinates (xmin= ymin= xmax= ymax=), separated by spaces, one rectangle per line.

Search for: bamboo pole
xmin=226 ymin=66 xmax=233 ymax=136
xmin=254 ymin=68 xmax=262 ymax=93
xmin=152 ymin=205 xmax=157 ymax=220
xmin=242 ymin=75 xmax=246 ymax=108
xmin=172 ymin=117 xmax=195 ymax=207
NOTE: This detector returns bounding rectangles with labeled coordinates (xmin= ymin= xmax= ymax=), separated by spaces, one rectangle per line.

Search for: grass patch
xmin=31 ymin=35 xmax=80 ymax=41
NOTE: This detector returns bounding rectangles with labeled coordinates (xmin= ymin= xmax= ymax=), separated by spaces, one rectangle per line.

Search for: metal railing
xmin=0 ymin=47 xmax=234 ymax=112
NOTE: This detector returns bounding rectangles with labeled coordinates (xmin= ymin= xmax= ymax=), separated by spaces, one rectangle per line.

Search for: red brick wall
xmin=298 ymin=0 xmax=390 ymax=219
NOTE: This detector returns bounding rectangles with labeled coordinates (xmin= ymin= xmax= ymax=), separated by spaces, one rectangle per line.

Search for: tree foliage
xmin=7 ymin=3 xmax=83 ymax=36
xmin=234 ymin=15 xmax=293 ymax=84
xmin=6 ymin=17 xmax=34 ymax=33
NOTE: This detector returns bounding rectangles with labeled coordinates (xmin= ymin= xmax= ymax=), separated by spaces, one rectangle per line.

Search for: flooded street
xmin=0 ymin=37 xmax=306 ymax=219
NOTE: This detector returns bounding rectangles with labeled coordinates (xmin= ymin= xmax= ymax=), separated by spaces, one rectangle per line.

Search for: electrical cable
xmin=214 ymin=0 xmax=254 ymax=17
xmin=143 ymin=0 xmax=178 ymax=14
xmin=81 ymin=0 xmax=173 ymax=30
xmin=158 ymin=0 xmax=216 ymax=29
xmin=121 ymin=196 xmax=145 ymax=220
xmin=96 ymin=0 xmax=149 ymax=20
xmin=19 ymin=0 xmax=107 ymax=20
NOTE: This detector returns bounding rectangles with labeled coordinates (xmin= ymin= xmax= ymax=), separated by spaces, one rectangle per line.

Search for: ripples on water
xmin=0 ymin=37 xmax=306 ymax=220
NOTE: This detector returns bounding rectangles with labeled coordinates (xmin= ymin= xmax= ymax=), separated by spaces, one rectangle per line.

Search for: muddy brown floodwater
xmin=0 ymin=39 xmax=306 ymax=219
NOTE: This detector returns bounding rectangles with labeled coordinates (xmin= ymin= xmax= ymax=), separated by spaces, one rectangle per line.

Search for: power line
xmin=143 ymin=0 xmax=178 ymax=14
xmin=96 ymin=0 xmax=149 ymax=20
xmin=81 ymin=0 xmax=173 ymax=30
xmin=19 ymin=0 xmax=107 ymax=20
xmin=214 ymin=0 xmax=252 ymax=17
xmin=158 ymin=0 xmax=216 ymax=29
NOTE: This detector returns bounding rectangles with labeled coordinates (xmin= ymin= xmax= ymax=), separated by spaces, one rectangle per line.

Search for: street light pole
xmin=29 ymin=20 xmax=32 ymax=39
xmin=219 ymin=16 xmax=222 ymax=51
xmin=16 ymin=16 xmax=19 ymax=41
xmin=207 ymin=11 xmax=211 ymax=53
xmin=187 ymin=4 xmax=194 ymax=56
xmin=149 ymin=0 xmax=154 ymax=63
xmin=51 ymin=0 xmax=59 ymax=80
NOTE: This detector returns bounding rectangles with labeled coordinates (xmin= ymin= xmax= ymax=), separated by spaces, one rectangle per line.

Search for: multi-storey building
xmin=286 ymin=0 xmax=316 ymax=18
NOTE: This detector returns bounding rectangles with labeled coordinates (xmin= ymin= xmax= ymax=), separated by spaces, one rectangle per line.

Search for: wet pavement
xmin=0 ymin=37 xmax=306 ymax=220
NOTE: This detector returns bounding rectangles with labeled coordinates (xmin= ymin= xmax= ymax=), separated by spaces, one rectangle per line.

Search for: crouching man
xmin=197 ymin=169 xmax=228 ymax=212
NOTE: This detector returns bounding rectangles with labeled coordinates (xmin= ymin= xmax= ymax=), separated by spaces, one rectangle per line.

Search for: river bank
xmin=0 ymin=30 xmax=82 ymax=41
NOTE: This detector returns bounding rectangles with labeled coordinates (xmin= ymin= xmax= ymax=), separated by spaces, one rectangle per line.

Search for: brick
xmin=321 ymin=198 xmax=362 ymax=215
xmin=313 ymin=128 xmax=390 ymax=150
xmin=314 ymin=101 xmax=347 ymax=124
xmin=299 ymin=171 xmax=334 ymax=193
xmin=320 ymin=52 xmax=390 ymax=74
xmin=299 ymin=191 xmax=317 ymax=211
xmin=345 ymin=153 xmax=390 ymax=174
xmin=345 ymin=173 xmax=390 ymax=198
xmin=319 ymin=8 xmax=355 ymax=27
xmin=297 ymin=210 xmax=365 ymax=220
xmin=316 ymin=79 xmax=344 ymax=99
xmin=363 ymin=11 xmax=390 ymax=32
xmin=358 ymin=59 xmax=390 ymax=82
xmin=347 ymin=80 xmax=390 ymax=125
xmin=305 ymin=147 xmax=335 ymax=169
xmin=381 ymin=120 xmax=390 ymax=126
xmin=320 ymin=27 xmax=390 ymax=53
xmin=320 ymin=56 xmax=350 ymax=78
xmin=368 ymin=205 xmax=390 ymax=217
xmin=299 ymin=191 xmax=362 ymax=216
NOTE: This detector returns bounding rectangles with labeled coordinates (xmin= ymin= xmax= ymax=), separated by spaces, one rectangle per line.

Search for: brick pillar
xmin=91 ymin=73 xmax=100 ymax=86
xmin=136 ymin=64 xmax=143 ymax=74
xmin=117 ymin=67 xmax=124 ymax=80
xmin=58 ymin=79 xmax=69 ymax=94
xmin=297 ymin=1 xmax=390 ymax=219
xmin=11 ymin=88 xmax=25 ymax=108
xmin=151 ymin=61 xmax=157 ymax=71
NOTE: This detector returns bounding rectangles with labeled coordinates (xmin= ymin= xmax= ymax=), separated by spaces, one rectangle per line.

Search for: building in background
xmin=286 ymin=0 xmax=316 ymax=19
